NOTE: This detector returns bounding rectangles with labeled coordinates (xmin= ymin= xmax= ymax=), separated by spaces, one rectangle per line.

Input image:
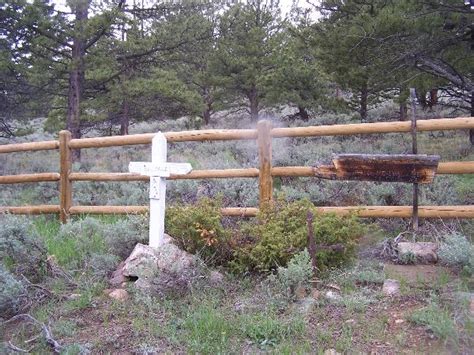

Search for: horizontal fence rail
xmin=1 ymin=116 xmax=473 ymax=221
xmin=1 ymin=205 xmax=474 ymax=218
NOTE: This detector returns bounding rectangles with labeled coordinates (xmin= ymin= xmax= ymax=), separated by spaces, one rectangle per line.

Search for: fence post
xmin=409 ymin=88 xmax=419 ymax=231
xmin=59 ymin=130 xmax=72 ymax=223
xmin=257 ymin=120 xmax=273 ymax=207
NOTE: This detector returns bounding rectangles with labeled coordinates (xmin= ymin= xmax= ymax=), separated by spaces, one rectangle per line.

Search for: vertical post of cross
xmin=59 ymin=130 xmax=72 ymax=223
xmin=149 ymin=133 xmax=167 ymax=248
xmin=257 ymin=120 xmax=273 ymax=208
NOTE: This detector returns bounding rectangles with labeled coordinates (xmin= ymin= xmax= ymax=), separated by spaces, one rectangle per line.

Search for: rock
xmin=110 ymin=237 xmax=200 ymax=295
xmin=395 ymin=319 xmax=405 ymax=324
xmin=311 ymin=289 xmax=321 ymax=300
xmin=345 ymin=319 xmax=356 ymax=325
xmin=67 ymin=293 xmax=82 ymax=300
xmin=382 ymin=279 xmax=400 ymax=296
xmin=108 ymin=289 xmax=129 ymax=301
xmin=109 ymin=261 xmax=127 ymax=286
xmin=295 ymin=286 xmax=307 ymax=300
xmin=397 ymin=242 xmax=438 ymax=263
xmin=324 ymin=349 xmax=341 ymax=355
xmin=324 ymin=290 xmax=342 ymax=303
xmin=209 ymin=270 xmax=224 ymax=285
xmin=296 ymin=297 xmax=318 ymax=316
xmin=122 ymin=240 xmax=198 ymax=279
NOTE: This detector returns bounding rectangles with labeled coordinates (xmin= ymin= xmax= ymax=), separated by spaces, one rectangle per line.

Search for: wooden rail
xmin=1 ymin=116 xmax=473 ymax=221
xmin=2 ymin=205 xmax=473 ymax=218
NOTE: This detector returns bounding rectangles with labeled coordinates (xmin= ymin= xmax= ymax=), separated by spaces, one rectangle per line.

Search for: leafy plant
xmin=398 ymin=251 xmax=416 ymax=265
xmin=165 ymin=197 xmax=231 ymax=265
xmin=438 ymin=233 xmax=474 ymax=274
xmin=269 ymin=249 xmax=313 ymax=299
xmin=0 ymin=264 xmax=26 ymax=317
xmin=43 ymin=216 xmax=147 ymax=275
xmin=232 ymin=197 xmax=364 ymax=272
xmin=0 ymin=215 xmax=47 ymax=281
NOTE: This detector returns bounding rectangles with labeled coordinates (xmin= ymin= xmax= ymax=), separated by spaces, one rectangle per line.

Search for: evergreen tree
xmin=213 ymin=0 xmax=284 ymax=121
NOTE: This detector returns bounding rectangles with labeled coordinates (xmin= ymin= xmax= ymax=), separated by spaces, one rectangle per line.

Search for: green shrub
xmin=233 ymin=198 xmax=364 ymax=272
xmin=269 ymin=249 xmax=313 ymax=299
xmin=438 ymin=233 xmax=474 ymax=275
xmin=165 ymin=197 xmax=231 ymax=265
xmin=0 ymin=264 xmax=26 ymax=317
xmin=44 ymin=216 xmax=147 ymax=275
xmin=0 ymin=215 xmax=47 ymax=281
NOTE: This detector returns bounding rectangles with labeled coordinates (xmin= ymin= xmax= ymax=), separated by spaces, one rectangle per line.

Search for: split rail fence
xmin=1 ymin=117 xmax=474 ymax=223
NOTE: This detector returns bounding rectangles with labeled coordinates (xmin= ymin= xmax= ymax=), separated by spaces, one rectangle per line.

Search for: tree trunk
xmin=298 ymin=106 xmax=310 ymax=120
xmin=67 ymin=1 xmax=88 ymax=161
xmin=359 ymin=86 xmax=368 ymax=121
xmin=248 ymin=87 xmax=259 ymax=121
xmin=399 ymin=102 xmax=408 ymax=121
xmin=120 ymin=99 xmax=129 ymax=135
xmin=417 ymin=91 xmax=427 ymax=109
xmin=470 ymin=91 xmax=474 ymax=145
xmin=202 ymin=107 xmax=211 ymax=125
xmin=429 ymin=89 xmax=438 ymax=108
xmin=201 ymin=87 xmax=213 ymax=125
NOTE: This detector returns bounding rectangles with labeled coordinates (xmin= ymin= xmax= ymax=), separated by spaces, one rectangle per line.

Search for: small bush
xmin=233 ymin=198 xmax=364 ymax=272
xmin=438 ymin=233 xmax=473 ymax=274
xmin=269 ymin=249 xmax=313 ymax=299
xmin=44 ymin=216 xmax=148 ymax=275
xmin=165 ymin=197 xmax=231 ymax=265
xmin=0 ymin=215 xmax=47 ymax=281
xmin=0 ymin=264 xmax=26 ymax=317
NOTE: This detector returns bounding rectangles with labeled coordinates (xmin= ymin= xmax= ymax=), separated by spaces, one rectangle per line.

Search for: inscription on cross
xmin=129 ymin=133 xmax=192 ymax=248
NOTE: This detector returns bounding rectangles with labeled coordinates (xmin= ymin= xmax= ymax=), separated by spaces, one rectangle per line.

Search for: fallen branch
xmin=3 ymin=314 xmax=63 ymax=353
xmin=6 ymin=340 xmax=31 ymax=353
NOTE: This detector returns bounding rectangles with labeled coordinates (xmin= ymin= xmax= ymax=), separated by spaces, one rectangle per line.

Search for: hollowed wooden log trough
xmin=313 ymin=154 xmax=440 ymax=184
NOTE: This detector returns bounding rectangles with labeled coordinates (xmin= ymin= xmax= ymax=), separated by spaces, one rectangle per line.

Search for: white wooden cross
xmin=129 ymin=132 xmax=192 ymax=248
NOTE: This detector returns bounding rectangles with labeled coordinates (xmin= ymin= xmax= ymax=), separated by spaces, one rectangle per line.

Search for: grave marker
xmin=129 ymin=133 xmax=192 ymax=247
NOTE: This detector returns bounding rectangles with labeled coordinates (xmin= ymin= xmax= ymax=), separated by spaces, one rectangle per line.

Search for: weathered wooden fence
xmin=1 ymin=117 xmax=474 ymax=222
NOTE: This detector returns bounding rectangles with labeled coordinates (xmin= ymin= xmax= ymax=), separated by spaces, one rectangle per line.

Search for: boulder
xmin=296 ymin=297 xmax=318 ymax=316
xmin=209 ymin=270 xmax=224 ymax=286
xmin=324 ymin=290 xmax=342 ymax=303
xmin=106 ymin=288 xmax=129 ymax=301
xmin=110 ymin=235 xmax=200 ymax=295
xmin=397 ymin=242 xmax=438 ymax=263
xmin=382 ymin=279 xmax=400 ymax=297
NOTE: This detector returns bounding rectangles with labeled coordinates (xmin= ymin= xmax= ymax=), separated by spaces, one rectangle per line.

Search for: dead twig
xmin=3 ymin=314 xmax=63 ymax=353
xmin=6 ymin=340 xmax=31 ymax=353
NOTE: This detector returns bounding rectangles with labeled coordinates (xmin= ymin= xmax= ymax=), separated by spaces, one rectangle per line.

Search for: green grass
xmin=182 ymin=303 xmax=235 ymax=353
xmin=409 ymin=304 xmax=458 ymax=343
xmin=241 ymin=312 xmax=306 ymax=349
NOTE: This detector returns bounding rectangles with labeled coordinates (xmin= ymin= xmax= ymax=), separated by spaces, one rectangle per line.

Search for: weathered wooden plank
xmin=314 ymin=154 xmax=440 ymax=184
